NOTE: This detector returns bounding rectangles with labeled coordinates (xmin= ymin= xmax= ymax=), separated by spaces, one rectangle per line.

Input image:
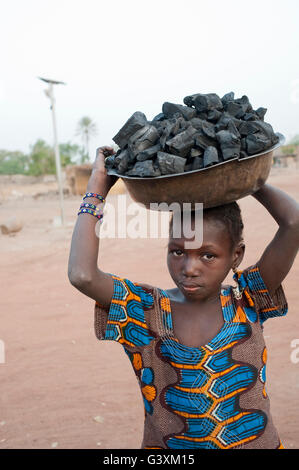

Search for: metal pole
xmin=48 ymin=83 xmax=65 ymax=226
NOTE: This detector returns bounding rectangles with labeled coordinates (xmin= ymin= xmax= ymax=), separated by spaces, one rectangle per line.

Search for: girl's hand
xmin=90 ymin=146 xmax=119 ymax=192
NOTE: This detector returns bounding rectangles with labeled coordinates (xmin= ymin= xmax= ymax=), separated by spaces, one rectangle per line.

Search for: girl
xmin=68 ymin=146 xmax=299 ymax=449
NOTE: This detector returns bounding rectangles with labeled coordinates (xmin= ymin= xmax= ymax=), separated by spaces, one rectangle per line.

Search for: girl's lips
xmin=181 ymin=284 xmax=201 ymax=292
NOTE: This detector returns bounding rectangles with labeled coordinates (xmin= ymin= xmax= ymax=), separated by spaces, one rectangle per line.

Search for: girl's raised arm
xmin=252 ymin=183 xmax=299 ymax=296
xmin=68 ymin=147 xmax=118 ymax=308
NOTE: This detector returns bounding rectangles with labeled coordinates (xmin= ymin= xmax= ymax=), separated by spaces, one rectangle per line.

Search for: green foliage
xmin=281 ymin=144 xmax=295 ymax=155
xmin=27 ymin=139 xmax=56 ymax=176
xmin=0 ymin=150 xmax=30 ymax=175
xmin=0 ymin=139 xmax=83 ymax=176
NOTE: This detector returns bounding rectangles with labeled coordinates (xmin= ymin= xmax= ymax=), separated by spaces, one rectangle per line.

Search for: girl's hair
xmin=169 ymin=201 xmax=244 ymax=251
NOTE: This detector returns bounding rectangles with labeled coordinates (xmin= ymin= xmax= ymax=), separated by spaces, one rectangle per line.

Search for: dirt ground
xmin=0 ymin=166 xmax=298 ymax=449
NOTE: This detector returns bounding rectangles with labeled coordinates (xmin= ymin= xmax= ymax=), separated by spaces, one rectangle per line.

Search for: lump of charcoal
xmin=104 ymin=154 xmax=116 ymax=169
xmin=152 ymin=112 xmax=166 ymax=122
xmin=189 ymin=117 xmax=205 ymax=131
xmin=234 ymin=95 xmax=252 ymax=113
xmin=225 ymin=101 xmax=247 ymax=119
xmin=117 ymin=149 xmax=130 ymax=174
xmin=115 ymin=149 xmax=129 ymax=165
xmin=137 ymin=143 xmax=161 ymax=161
xmin=215 ymin=112 xmax=238 ymax=133
xmin=128 ymin=125 xmax=159 ymax=158
xmin=190 ymin=147 xmax=203 ymax=158
xmin=202 ymin=121 xmax=216 ymax=139
xmin=126 ymin=160 xmax=161 ymax=177
xmin=162 ymin=102 xmax=197 ymax=120
xmin=255 ymin=107 xmax=267 ymax=121
xmin=166 ymin=126 xmax=197 ymax=157
xmin=221 ymin=92 xmax=235 ymax=106
xmin=113 ymin=111 xmax=148 ymax=148
xmin=216 ymin=130 xmax=241 ymax=160
xmin=203 ymin=146 xmax=219 ymax=167
xmin=157 ymin=151 xmax=186 ymax=175
xmin=194 ymin=131 xmax=217 ymax=151
xmin=246 ymin=132 xmax=272 ymax=155
xmin=183 ymin=93 xmax=223 ymax=113
xmin=207 ymin=109 xmax=222 ymax=122
xmin=160 ymin=120 xmax=182 ymax=149
xmin=243 ymin=112 xmax=258 ymax=121
xmin=184 ymin=162 xmax=193 ymax=172
xmin=192 ymin=156 xmax=204 ymax=170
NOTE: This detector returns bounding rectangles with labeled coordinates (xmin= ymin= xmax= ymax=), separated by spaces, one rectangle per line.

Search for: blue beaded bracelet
xmin=83 ymin=192 xmax=106 ymax=203
xmin=80 ymin=202 xmax=99 ymax=211
xmin=77 ymin=207 xmax=104 ymax=221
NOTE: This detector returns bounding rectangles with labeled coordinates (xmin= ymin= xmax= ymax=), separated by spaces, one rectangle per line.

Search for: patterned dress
xmin=94 ymin=263 xmax=288 ymax=449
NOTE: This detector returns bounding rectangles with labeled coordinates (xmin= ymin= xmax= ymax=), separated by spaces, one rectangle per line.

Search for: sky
xmin=1 ymin=0 xmax=299 ymax=158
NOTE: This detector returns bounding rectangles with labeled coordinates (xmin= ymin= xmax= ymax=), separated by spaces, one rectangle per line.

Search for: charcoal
xmin=202 ymin=121 xmax=216 ymax=139
xmin=137 ymin=143 xmax=161 ymax=161
xmin=190 ymin=117 xmax=205 ymax=130
xmin=115 ymin=149 xmax=129 ymax=165
xmin=221 ymin=92 xmax=235 ymax=106
xmin=126 ymin=160 xmax=161 ymax=177
xmin=215 ymin=112 xmax=239 ymax=133
xmin=117 ymin=150 xmax=130 ymax=174
xmin=246 ymin=132 xmax=272 ymax=155
xmin=190 ymin=148 xmax=203 ymax=158
xmin=255 ymin=107 xmax=267 ymax=120
xmin=216 ymin=130 xmax=241 ymax=160
xmin=203 ymin=146 xmax=219 ymax=167
xmin=191 ymin=156 xmax=204 ymax=170
xmin=184 ymin=163 xmax=193 ymax=172
xmin=207 ymin=109 xmax=222 ymax=122
xmin=162 ymin=102 xmax=197 ymax=120
xmin=240 ymin=151 xmax=248 ymax=159
xmin=128 ymin=125 xmax=159 ymax=158
xmin=234 ymin=95 xmax=252 ymax=114
xmin=152 ymin=112 xmax=166 ymax=122
xmin=104 ymin=154 xmax=116 ymax=168
xmin=194 ymin=93 xmax=223 ymax=113
xmin=108 ymin=90 xmax=279 ymax=177
xmin=159 ymin=120 xmax=179 ymax=149
xmin=243 ymin=112 xmax=258 ymax=121
xmin=241 ymin=138 xmax=247 ymax=151
xmin=166 ymin=126 xmax=197 ymax=157
xmin=225 ymin=101 xmax=247 ymax=119
xmin=113 ymin=111 xmax=148 ymax=148
xmin=227 ymin=120 xmax=240 ymax=138
xmin=194 ymin=132 xmax=216 ymax=151
xmin=157 ymin=152 xmax=186 ymax=175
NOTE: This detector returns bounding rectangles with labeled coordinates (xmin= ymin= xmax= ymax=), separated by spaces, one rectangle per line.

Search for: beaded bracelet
xmin=83 ymin=192 xmax=106 ymax=203
xmin=80 ymin=202 xmax=101 ymax=211
xmin=77 ymin=207 xmax=104 ymax=222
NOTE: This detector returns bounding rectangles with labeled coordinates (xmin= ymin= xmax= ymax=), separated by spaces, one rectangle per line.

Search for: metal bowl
xmin=107 ymin=133 xmax=285 ymax=210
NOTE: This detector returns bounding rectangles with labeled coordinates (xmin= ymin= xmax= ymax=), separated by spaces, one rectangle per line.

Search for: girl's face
xmin=167 ymin=216 xmax=244 ymax=301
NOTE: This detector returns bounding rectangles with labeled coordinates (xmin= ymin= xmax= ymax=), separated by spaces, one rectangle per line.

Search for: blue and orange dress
xmin=94 ymin=262 xmax=288 ymax=449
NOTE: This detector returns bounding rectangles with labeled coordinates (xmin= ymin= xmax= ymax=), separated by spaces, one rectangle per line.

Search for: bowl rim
xmin=107 ymin=133 xmax=285 ymax=180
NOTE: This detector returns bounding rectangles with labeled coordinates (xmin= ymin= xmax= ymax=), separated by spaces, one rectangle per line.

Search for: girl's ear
xmin=233 ymin=241 xmax=245 ymax=268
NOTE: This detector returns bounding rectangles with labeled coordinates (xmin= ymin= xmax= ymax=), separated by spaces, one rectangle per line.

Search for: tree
xmin=0 ymin=150 xmax=30 ymax=175
xmin=289 ymin=134 xmax=299 ymax=146
xmin=59 ymin=141 xmax=81 ymax=166
xmin=27 ymin=139 xmax=56 ymax=176
xmin=75 ymin=116 xmax=98 ymax=163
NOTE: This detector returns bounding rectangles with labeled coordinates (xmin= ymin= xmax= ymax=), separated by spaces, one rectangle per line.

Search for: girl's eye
xmin=171 ymin=249 xmax=183 ymax=256
xmin=203 ymin=254 xmax=215 ymax=260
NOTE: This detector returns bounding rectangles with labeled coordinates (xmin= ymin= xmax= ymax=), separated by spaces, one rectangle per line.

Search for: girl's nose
xmin=182 ymin=257 xmax=199 ymax=277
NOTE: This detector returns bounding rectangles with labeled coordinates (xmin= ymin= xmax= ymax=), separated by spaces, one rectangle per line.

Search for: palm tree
xmin=75 ymin=116 xmax=98 ymax=163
